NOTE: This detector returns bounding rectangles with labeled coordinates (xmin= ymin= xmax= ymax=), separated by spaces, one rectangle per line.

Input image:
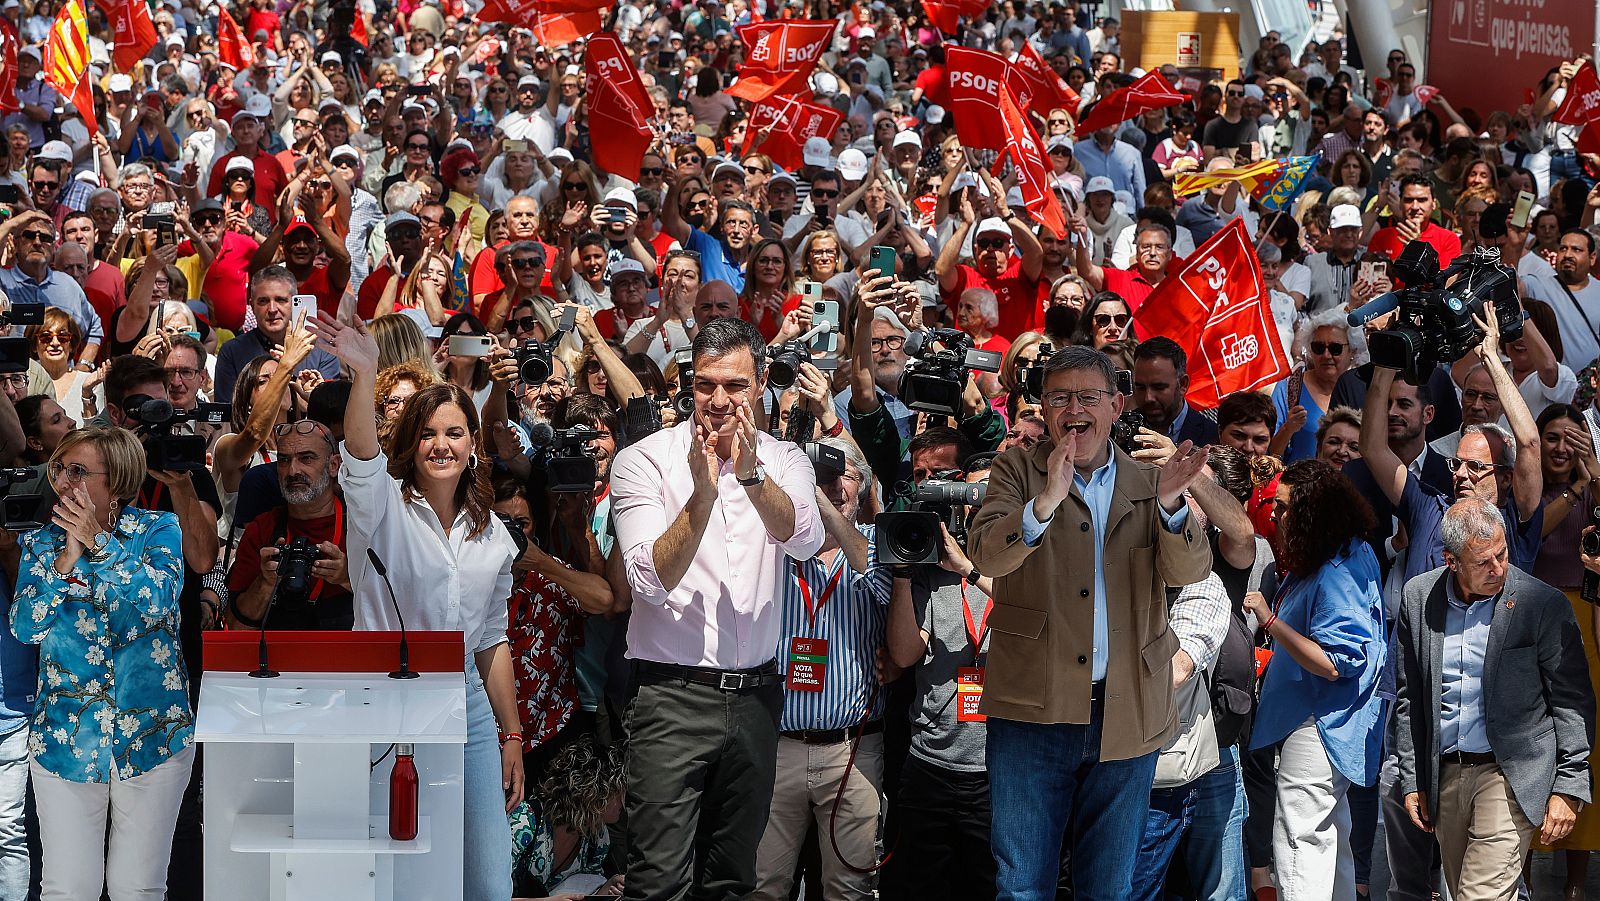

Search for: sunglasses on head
xmin=1094 ymin=312 xmax=1130 ymax=328
xmin=1310 ymin=341 xmax=1346 ymax=356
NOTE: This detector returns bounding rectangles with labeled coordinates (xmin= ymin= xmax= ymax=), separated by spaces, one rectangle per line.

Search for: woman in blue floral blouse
xmin=511 ymin=736 xmax=625 ymax=900
xmin=8 ymin=427 xmax=194 ymax=900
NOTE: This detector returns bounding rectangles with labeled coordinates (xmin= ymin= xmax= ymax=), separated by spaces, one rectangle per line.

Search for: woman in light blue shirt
xmin=1245 ymin=460 xmax=1386 ymax=901
xmin=9 ymin=426 xmax=194 ymax=900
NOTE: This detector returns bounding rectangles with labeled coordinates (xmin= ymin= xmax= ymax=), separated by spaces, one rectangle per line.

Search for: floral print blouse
xmin=509 ymin=796 xmax=609 ymax=895
xmin=507 ymin=563 xmax=585 ymax=751
xmin=9 ymin=508 xmax=194 ymax=782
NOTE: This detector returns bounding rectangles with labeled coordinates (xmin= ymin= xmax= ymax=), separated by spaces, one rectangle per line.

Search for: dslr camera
xmin=767 ymin=341 xmax=810 ymax=391
xmin=123 ymin=395 xmax=231 ymax=471
xmin=515 ymin=306 xmax=576 ymax=385
xmin=0 ymin=302 xmax=44 ymax=374
xmin=275 ymin=536 xmax=321 ymax=604
xmin=1348 ymin=240 xmax=1522 ymax=384
xmin=876 ymin=472 xmax=988 ymax=565
xmin=1019 ymin=342 xmax=1054 ymax=403
xmin=670 ymin=348 xmax=696 ymax=420
xmin=0 ymin=465 xmax=50 ymax=531
xmin=897 ymin=329 xmax=1003 ymax=417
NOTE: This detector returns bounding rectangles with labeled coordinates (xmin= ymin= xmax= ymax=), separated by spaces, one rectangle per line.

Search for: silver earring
xmin=468 ymin=453 xmax=479 ymax=470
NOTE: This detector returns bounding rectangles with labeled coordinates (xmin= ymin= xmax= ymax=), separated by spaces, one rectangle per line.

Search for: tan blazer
xmin=968 ymin=440 xmax=1213 ymax=761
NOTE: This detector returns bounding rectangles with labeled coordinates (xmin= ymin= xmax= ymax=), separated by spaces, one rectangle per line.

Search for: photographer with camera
xmin=225 ymin=419 xmax=352 ymax=630
xmin=966 ymin=344 xmax=1211 ymax=900
xmin=750 ymin=435 xmax=893 ymax=901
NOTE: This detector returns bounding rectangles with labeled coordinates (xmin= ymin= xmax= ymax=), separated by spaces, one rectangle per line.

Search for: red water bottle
xmin=388 ymin=744 xmax=418 ymax=841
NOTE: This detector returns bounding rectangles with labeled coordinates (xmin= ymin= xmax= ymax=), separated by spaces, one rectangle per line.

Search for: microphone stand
xmin=367 ymin=548 xmax=419 ymax=680
xmin=249 ymin=582 xmax=281 ymax=679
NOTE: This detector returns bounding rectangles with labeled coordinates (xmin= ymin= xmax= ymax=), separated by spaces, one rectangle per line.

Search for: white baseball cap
xmin=1046 ymin=134 xmax=1074 ymax=152
xmin=320 ymin=50 xmax=342 ymax=64
xmin=36 ymin=140 xmax=72 ymax=163
xmin=236 ymin=93 xmax=272 ymax=122
xmin=802 ymin=136 xmax=832 ymax=168
xmin=330 ymin=144 xmax=362 ymax=164
xmin=892 ymin=130 xmax=922 ymax=150
xmin=1330 ymin=203 xmax=1363 ymax=230
xmin=923 ymin=104 xmax=946 ymax=125
xmin=609 ymin=258 xmax=649 ymax=282
xmin=1085 ymin=175 xmax=1115 ymax=195
xmin=975 ymin=217 xmax=1010 ymax=239
xmin=836 ymin=148 xmax=869 ymax=181
xmin=108 ymin=73 xmax=133 ymax=93
xmin=603 ymin=186 xmax=638 ymax=209
xmin=225 ymin=156 xmax=256 ymax=176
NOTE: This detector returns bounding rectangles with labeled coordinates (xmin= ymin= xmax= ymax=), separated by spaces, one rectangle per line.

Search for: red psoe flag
xmin=0 ymin=19 xmax=19 ymax=115
xmin=1013 ymin=42 xmax=1079 ymax=120
xmin=741 ymin=93 xmax=843 ymax=171
xmin=1073 ymin=69 xmax=1185 ymax=137
xmin=43 ymin=0 xmax=95 ymax=136
xmin=996 ymin=86 xmax=1065 ymax=239
xmin=583 ymin=33 xmax=655 ymax=179
xmin=945 ymin=46 xmax=1031 ymax=151
xmin=1554 ymin=61 xmax=1600 ymax=125
xmin=919 ymin=0 xmax=959 ymax=34
xmin=1132 ymin=218 xmax=1290 ymax=409
xmin=109 ymin=0 xmax=157 ymax=72
xmin=725 ymin=20 xmax=836 ymax=103
xmin=216 ymin=6 xmax=254 ymax=71
xmin=526 ymin=8 xmax=604 ymax=46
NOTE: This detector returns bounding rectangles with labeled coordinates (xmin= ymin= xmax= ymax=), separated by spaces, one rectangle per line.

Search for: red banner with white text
xmin=726 ymin=20 xmax=836 ymax=103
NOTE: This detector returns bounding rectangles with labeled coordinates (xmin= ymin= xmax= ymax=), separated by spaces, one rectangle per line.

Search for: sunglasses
xmin=1226 ymin=90 xmax=1245 ymax=98
xmin=640 ymin=167 xmax=665 ymax=176
xmin=505 ymin=315 xmax=540 ymax=333
xmin=456 ymin=166 xmax=480 ymax=177
xmin=508 ymin=257 xmax=544 ymax=270
xmin=1093 ymin=312 xmax=1131 ymax=328
xmin=294 ymin=118 xmax=318 ymax=126
xmin=1446 ymin=457 xmax=1507 ymax=475
xmin=811 ymin=189 xmax=839 ymax=199
xmin=744 ymin=164 xmax=768 ymax=175
xmin=31 ymin=179 xmax=57 ymax=190
xmin=975 ymin=238 xmax=1010 ymax=250
xmin=562 ymin=182 xmax=586 ymax=191
xmin=19 ymin=230 xmax=52 ymax=243
xmin=407 ymin=142 xmax=430 ymax=151
xmin=1048 ymin=118 xmax=1069 ymax=125
xmin=1309 ymin=341 xmax=1346 ymax=356
xmin=34 ymin=330 xmax=71 ymax=345
xmin=1048 ymin=147 xmax=1071 ymax=156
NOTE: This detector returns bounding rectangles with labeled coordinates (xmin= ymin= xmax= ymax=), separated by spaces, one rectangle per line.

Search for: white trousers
xmin=31 ymin=743 xmax=195 ymax=901
xmin=1273 ymin=719 xmax=1356 ymax=901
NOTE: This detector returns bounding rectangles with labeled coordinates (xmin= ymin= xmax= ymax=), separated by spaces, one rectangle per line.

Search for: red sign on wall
xmin=1426 ymin=0 xmax=1593 ymax=117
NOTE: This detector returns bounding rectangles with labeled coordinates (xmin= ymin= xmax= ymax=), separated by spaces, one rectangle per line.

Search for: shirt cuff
xmin=1159 ymin=505 xmax=1190 ymax=534
xmin=1021 ymin=498 xmax=1051 ymax=547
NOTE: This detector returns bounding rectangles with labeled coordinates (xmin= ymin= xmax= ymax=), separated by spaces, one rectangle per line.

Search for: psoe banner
xmin=1426 ymin=0 xmax=1593 ymax=116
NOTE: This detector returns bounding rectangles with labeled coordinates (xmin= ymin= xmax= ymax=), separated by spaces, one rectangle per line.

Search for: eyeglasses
xmin=35 ymin=330 xmax=71 ymax=345
xmin=0 ymin=374 xmax=25 ymax=388
xmin=164 ymin=366 xmax=201 ymax=381
xmin=1309 ymin=341 xmax=1345 ymax=356
xmin=48 ymin=461 xmax=107 ymax=484
xmin=1461 ymin=388 xmax=1500 ymax=406
xmin=456 ymin=166 xmax=480 ymax=177
xmin=1446 ymin=457 xmax=1508 ymax=475
xmin=1042 ymin=387 xmax=1116 ymax=408
xmin=508 ymin=257 xmax=543 ymax=270
xmin=869 ymin=335 xmax=906 ymax=351
xmin=381 ymin=394 xmax=411 ymax=409
xmin=505 ymin=315 xmax=540 ymax=333
xmin=1093 ymin=312 xmax=1131 ymax=328
xmin=19 ymin=230 xmax=52 ymax=243
xmin=975 ymin=238 xmax=1010 ymax=251
xmin=273 ymin=421 xmax=335 ymax=447
xmin=122 ymin=181 xmax=153 ymax=192
xmin=755 ymin=255 xmax=785 ymax=267
xmin=811 ymin=189 xmax=839 ymax=199
xmin=809 ymin=247 xmax=838 ymax=258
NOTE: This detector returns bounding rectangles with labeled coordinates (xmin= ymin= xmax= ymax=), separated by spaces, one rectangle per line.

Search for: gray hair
xmin=1440 ymin=496 xmax=1505 ymax=557
xmin=815 ymin=435 xmax=872 ymax=497
xmin=117 ymin=162 xmax=152 ymax=186
xmin=872 ymin=306 xmax=910 ymax=338
xmin=384 ymin=181 xmax=424 ymax=215
xmin=250 ymin=264 xmax=300 ymax=298
xmin=1462 ymin=422 xmax=1517 ymax=467
xmin=1292 ymin=307 xmax=1351 ymax=360
xmin=88 ymin=187 xmax=121 ymax=210
xmin=960 ymin=288 xmax=999 ymax=330
xmin=1040 ymin=344 xmax=1117 ymax=392
xmin=1256 ymin=241 xmax=1282 ymax=264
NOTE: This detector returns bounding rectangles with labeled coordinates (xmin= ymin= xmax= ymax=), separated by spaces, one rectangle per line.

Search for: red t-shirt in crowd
xmin=83 ymin=260 xmax=126 ymax=330
xmin=357 ymin=263 xmax=404 ymax=321
xmin=941 ymin=260 xmax=1041 ymax=340
xmin=976 ymin=333 xmax=1012 ymax=356
xmin=206 ymin=149 xmax=288 ymax=218
xmin=594 ymin=306 xmax=655 ymax=341
xmin=297 ymin=266 xmax=341 ymax=319
xmin=227 ymin=507 xmax=344 ymax=601
xmin=1366 ymin=221 xmax=1462 ymax=279
xmin=177 ymin=231 xmax=258 ymax=332
xmin=245 ymin=9 xmax=281 ymax=42
xmin=914 ymin=65 xmax=952 ymax=109
xmin=468 ymin=240 xmax=558 ymax=298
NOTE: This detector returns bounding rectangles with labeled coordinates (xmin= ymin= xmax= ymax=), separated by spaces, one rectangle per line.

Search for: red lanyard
xmin=138 ymin=480 xmax=165 ymax=510
xmin=291 ymin=498 xmax=344 ymax=602
xmin=961 ymin=578 xmax=992 ymax=656
xmin=794 ymin=559 xmax=844 ymax=630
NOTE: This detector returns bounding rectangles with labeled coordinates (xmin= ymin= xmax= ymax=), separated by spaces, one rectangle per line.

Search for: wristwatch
xmin=737 ymin=465 xmax=765 ymax=487
xmin=85 ymin=530 xmax=110 ymax=561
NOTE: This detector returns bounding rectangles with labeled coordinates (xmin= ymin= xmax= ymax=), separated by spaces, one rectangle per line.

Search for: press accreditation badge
xmin=956 ymin=666 xmax=986 ymax=722
xmin=786 ymin=638 xmax=829 ymax=692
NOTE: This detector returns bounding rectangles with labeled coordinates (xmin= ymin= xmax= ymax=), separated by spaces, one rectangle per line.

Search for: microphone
xmin=249 ymin=580 xmax=280 ymax=679
xmin=1346 ymin=291 xmax=1403 ymax=328
xmin=526 ymin=420 xmax=554 ymax=449
xmin=367 ymin=548 xmax=419 ymax=680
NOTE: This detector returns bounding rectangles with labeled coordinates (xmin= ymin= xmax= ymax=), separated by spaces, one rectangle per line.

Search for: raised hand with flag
xmin=1074 ymin=69 xmax=1185 ymax=138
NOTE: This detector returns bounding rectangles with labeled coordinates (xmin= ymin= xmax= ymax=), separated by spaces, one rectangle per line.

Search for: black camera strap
xmin=1556 ymin=280 xmax=1600 ymax=345
xmin=271 ymin=498 xmax=346 ymax=604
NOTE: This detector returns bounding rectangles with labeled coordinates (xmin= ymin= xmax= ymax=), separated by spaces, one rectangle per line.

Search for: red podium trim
xmin=203 ymin=631 xmax=466 ymax=674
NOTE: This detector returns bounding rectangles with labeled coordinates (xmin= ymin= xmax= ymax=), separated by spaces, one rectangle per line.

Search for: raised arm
xmin=1476 ymin=312 xmax=1542 ymax=521
xmin=1360 ymin=366 xmax=1409 ymax=507
xmin=308 ymin=312 xmax=381 ymax=461
xmin=934 ymin=196 xmax=975 ymax=295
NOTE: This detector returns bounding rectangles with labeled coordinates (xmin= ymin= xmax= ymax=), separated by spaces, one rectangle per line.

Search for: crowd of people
xmin=2 ymin=0 xmax=1600 ymax=900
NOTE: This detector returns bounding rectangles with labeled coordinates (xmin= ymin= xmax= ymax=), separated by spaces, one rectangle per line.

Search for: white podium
xmin=197 ymin=631 xmax=469 ymax=901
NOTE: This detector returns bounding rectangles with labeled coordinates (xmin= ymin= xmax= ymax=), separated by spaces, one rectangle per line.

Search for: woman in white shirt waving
xmin=310 ymin=311 xmax=524 ymax=901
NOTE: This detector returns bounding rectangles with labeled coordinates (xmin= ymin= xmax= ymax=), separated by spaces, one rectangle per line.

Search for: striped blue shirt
xmin=776 ymin=524 xmax=892 ymax=732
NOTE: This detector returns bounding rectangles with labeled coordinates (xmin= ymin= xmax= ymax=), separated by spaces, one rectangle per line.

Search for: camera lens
xmin=886 ymin=517 xmax=937 ymax=562
xmin=519 ymin=355 xmax=551 ymax=385
xmin=768 ymin=360 xmax=796 ymax=390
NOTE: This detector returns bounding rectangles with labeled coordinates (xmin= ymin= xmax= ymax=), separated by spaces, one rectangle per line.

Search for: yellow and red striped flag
xmin=1172 ymin=158 xmax=1286 ymax=199
xmin=44 ymin=0 xmax=95 ymax=137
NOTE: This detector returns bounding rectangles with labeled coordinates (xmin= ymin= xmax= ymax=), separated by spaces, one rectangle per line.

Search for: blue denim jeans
xmin=1129 ymin=776 xmax=1197 ymax=901
xmin=465 ymin=677 xmax=511 ymax=901
xmin=987 ymin=709 xmax=1159 ymax=901
xmin=0 ymin=726 xmax=26 ymax=901
xmin=1180 ymin=744 xmax=1248 ymax=901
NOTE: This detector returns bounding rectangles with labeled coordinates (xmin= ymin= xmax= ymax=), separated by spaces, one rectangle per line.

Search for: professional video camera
xmin=1019 ymin=342 xmax=1054 ymax=403
xmin=897 ymin=329 xmax=1003 ymax=417
xmin=275 ymin=536 xmax=320 ymax=604
xmin=123 ymin=395 xmax=231 ymax=471
xmin=0 ymin=465 xmax=50 ymax=531
xmin=1346 ymin=240 xmax=1522 ymax=384
xmin=802 ymin=440 xmax=846 ymax=482
xmin=0 ymin=302 xmax=45 ymax=374
xmin=1583 ymin=504 xmax=1600 ymax=604
xmin=543 ymin=425 xmax=602 ymax=494
xmin=876 ymin=472 xmax=988 ymax=565
xmin=515 ymin=306 xmax=576 ymax=385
